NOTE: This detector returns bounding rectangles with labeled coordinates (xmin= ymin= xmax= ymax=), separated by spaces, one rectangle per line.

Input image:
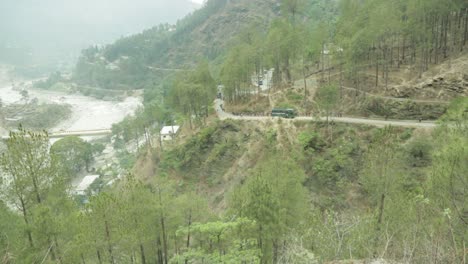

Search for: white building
xmin=160 ymin=126 xmax=180 ymax=141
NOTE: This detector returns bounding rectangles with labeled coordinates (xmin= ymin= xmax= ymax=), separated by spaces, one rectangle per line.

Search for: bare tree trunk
xmin=390 ymin=36 xmax=394 ymax=69
xmin=54 ymin=235 xmax=63 ymax=264
xmin=284 ymin=57 xmax=291 ymax=84
xmin=321 ymin=42 xmax=325 ymax=81
xmin=184 ymin=210 xmax=192 ymax=264
xmin=140 ymin=243 xmax=146 ymax=264
xmin=273 ymin=240 xmax=278 ymax=264
xmin=464 ymin=8 xmax=468 ymax=49
xmin=402 ymin=35 xmax=406 ymax=64
xmin=339 ymin=56 xmax=343 ymax=99
xmin=444 ymin=14 xmax=449 ymax=59
xmin=373 ymin=193 xmax=386 ymax=257
xmin=105 ymin=220 xmax=115 ymax=264
xmin=375 ymin=47 xmax=379 ymax=87
xmin=434 ymin=14 xmax=440 ymax=64
xmin=97 ymin=249 xmax=103 ymax=264
xmin=30 ymin=179 xmax=41 ymax=204
xmin=158 ymin=188 xmax=169 ymax=264
xmin=19 ymin=197 xmax=34 ymax=248
xmin=419 ymin=46 xmax=424 ymax=78
xmin=302 ymin=57 xmax=308 ymax=107
xmin=397 ymin=34 xmax=401 ymax=68
xmin=156 ymin=236 xmax=164 ymax=264
xmin=30 ymin=170 xmax=59 ymax=262
xmin=135 ymin=130 xmax=140 ymax=152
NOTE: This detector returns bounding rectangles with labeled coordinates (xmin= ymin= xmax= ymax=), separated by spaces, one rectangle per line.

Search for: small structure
xmin=160 ymin=125 xmax=180 ymax=141
xmin=75 ymin=175 xmax=100 ymax=195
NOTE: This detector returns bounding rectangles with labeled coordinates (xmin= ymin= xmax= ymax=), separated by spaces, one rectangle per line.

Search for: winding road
xmin=214 ymin=99 xmax=437 ymax=128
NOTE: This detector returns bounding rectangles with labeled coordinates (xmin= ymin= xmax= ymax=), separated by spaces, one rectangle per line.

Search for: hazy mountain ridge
xmin=71 ymin=0 xmax=282 ymax=90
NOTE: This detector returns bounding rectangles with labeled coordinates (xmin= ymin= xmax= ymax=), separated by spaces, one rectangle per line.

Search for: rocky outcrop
xmin=365 ymin=97 xmax=447 ymax=120
xmin=388 ymin=74 xmax=468 ymax=100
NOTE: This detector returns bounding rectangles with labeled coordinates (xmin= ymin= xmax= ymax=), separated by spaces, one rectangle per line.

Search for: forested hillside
xmin=1 ymin=0 xmax=468 ymax=263
xmin=1 ymin=99 xmax=467 ymax=263
xmin=72 ymin=0 xmax=282 ymax=91
xmin=218 ymin=0 xmax=468 ymax=117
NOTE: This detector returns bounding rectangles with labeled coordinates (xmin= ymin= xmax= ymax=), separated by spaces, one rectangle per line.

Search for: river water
xmin=0 ymin=66 xmax=142 ymax=135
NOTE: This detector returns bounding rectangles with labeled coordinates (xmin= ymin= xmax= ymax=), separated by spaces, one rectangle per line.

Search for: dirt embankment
xmin=334 ymin=53 xmax=468 ymax=119
xmin=388 ymin=53 xmax=468 ymax=100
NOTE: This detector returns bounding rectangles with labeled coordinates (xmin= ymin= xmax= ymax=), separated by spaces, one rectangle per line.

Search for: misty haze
xmin=0 ymin=0 xmax=200 ymax=72
xmin=0 ymin=0 xmax=466 ymax=263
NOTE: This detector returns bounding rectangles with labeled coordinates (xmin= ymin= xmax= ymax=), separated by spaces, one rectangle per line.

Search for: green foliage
xmin=313 ymin=139 xmax=356 ymax=190
xmin=399 ymin=128 xmax=413 ymax=141
xmin=1 ymin=114 xmax=467 ymax=262
xmin=405 ymin=137 xmax=433 ymax=167
xmin=117 ymin=150 xmax=137 ymax=170
xmin=298 ymin=131 xmax=325 ymax=152
xmin=358 ymin=127 xmax=432 ymax=257
xmin=112 ymin=102 xmax=169 ymax=153
xmin=220 ymin=42 xmax=258 ymax=102
xmin=428 ymin=98 xmax=468 ymax=255
xmin=172 ymin=218 xmax=260 ymax=263
xmin=161 ymin=120 xmax=242 ymax=183
xmin=298 ymin=125 xmax=363 ymax=200
xmin=361 ymin=127 xmax=403 ymax=203
xmin=3 ymin=1 xmax=468 ymax=263
xmin=168 ymin=61 xmax=216 ymax=125
xmin=439 ymin=96 xmax=468 ymax=122
xmin=266 ymin=19 xmax=303 ymax=83
xmin=316 ymin=84 xmax=339 ymax=118
xmin=336 ymin=0 xmax=467 ymax=88
xmin=265 ymin=128 xmax=278 ymax=145
xmin=229 ymin=154 xmax=309 ymax=263
xmin=0 ymin=127 xmax=73 ymax=262
xmin=0 ymin=201 xmax=23 ymax=262
xmin=71 ymin=0 xmax=277 ymax=94
xmin=51 ymin=136 xmax=94 ymax=177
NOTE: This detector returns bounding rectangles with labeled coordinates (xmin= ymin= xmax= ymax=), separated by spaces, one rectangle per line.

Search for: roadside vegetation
xmin=1 ymin=99 xmax=466 ymax=263
xmin=1 ymin=0 xmax=467 ymax=263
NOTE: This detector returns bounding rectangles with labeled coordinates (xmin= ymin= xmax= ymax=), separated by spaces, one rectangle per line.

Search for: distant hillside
xmin=72 ymin=0 xmax=282 ymax=90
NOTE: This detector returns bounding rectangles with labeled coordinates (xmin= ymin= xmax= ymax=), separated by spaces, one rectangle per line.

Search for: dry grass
xmin=225 ymin=94 xmax=270 ymax=114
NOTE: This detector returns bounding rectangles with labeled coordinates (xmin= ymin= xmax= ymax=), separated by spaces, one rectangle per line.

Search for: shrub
xmin=286 ymin=90 xmax=303 ymax=102
xmin=406 ymin=137 xmax=433 ymax=167
xmin=298 ymin=131 xmax=325 ymax=152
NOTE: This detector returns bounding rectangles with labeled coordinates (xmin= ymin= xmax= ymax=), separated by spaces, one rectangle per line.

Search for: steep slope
xmin=136 ymin=119 xmax=403 ymax=209
xmin=72 ymin=0 xmax=281 ymax=90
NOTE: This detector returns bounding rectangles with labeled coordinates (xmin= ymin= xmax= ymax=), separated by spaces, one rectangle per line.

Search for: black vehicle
xmin=271 ymin=108 xmax=297 ymax=118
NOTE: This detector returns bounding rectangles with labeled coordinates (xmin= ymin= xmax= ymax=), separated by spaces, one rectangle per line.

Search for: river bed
xmin=0 ymin=68 xmax=142 ymax=135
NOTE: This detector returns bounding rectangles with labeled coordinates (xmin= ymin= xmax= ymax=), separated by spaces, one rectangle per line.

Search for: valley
xmin=0 ymin=0 xmax=467 ymax=263
xmin=0 ymin=65 xmax=142 ymax=135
